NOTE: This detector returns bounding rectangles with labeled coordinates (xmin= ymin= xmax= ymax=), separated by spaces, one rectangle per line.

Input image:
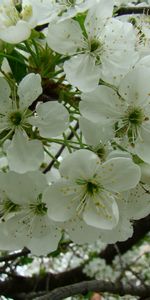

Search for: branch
xmin=115 ymin=6 xmax=150 ymax=16
xmin=0 ymin=247 xmax=30 ymax=263
xmin=34 ymin=280 xmax=150 ymax=300
xmin=43 ymin=122 xmax=79 ymax=173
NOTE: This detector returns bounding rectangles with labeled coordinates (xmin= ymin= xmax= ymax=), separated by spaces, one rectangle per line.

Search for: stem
xmin=0 ymin=52 xmax=27 ymax=65
xmin=24 ymin=41 xmax=39 ymax=67
xmin=44 ymin=147 xmax=60 ymax=167
xmin=63 ymin=132 xmax=72 ymax=153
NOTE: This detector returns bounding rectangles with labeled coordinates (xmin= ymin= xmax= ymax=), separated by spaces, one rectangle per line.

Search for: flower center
xmin=4 ymin=199 xmax=20 ymax=212
xmin=76 ymin=178 xmax=103 ymax=196
xmin=0 ymin=198 xmax=20 ymax=222
xmin=88 ymin=39 xmax=103 ymax=64
xmin=57 ymin=0 xmax=78 ymax=7
xmin=29 ymin=194 xmax=47 ymax=216
xmin=115 ymin=106 xmax=146 ymax=142
xmin=3 ymin=5 xmax=20 ymax=26
xmin=90 ymin=39 xmax=101 ymax=52
xmin=127 ymin=107 xmax=144 ymax=126
xmin=86 ymin=181 xmax=100 ymax=196
xmin=21 ymin=5 xmax=32 ymax=21
xmin=76 ymin=178 xmax=106 ymax=216
xmin=35 ymin=202 xmax=47 ymax=216
xmin=9 ymin=111 xmax=23 ymax=126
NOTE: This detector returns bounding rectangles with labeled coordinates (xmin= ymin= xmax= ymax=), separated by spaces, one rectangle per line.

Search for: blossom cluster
xmin=0 ymin=0 xmax=150 ymax=255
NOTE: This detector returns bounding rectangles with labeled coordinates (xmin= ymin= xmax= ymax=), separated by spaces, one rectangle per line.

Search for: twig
xmin=115 ymin=6 xmax=150 ymax=16
xmin=0 ymin=247 xmax=30 ymax=263
xmin=34 ymin=279 xmax=150 ymax=300
xmin=43 ymin=122 xmax=79 ymax=173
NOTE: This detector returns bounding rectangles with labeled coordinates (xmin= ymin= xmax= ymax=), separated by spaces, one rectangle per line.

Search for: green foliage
xmin=7 ymin=49 xmax=27 ymax=83
xmin=19 ymin=256 xmax=34 ymax=266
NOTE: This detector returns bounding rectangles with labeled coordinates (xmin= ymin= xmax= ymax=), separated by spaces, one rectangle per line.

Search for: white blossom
xmin=0 ymin=73 xmax=69 ymax=172
xmin=22 ymin=0 xmax=58 ymax=25
xmin=0 ymin=170 xmax=62 ymax=255
xmin=80 ymin=66 xmax=150 ymax=163
xmin=47 ymin=0 xmax=138 ymax=91
xmin=0 ymin=0 xmax=35 ymax=43
xmin=6 ymin=130 xmax=44 ymax=173
xmin=43 ymin=149 xmax=140 ymax=233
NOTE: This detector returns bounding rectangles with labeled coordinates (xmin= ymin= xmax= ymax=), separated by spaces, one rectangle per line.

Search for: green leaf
xmin=7 ymin=49 xmax=27 ymax=83
xmin=19 ymin=256 xmax=33 ymax=266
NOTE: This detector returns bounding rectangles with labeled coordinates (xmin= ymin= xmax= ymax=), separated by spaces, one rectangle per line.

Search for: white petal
xmin=43 ymin=180 xmax=81 ymax=222
xmin=136 ymin=55 xmax=150 ymax=68
xmin=59 ymin=149 xmax=100 ymax=179
xmin=47 ymin=19 xmax=84 ymax=55
xmin=6 ymin=130 xmax=44 ymax=173
xmin=102 ymin=19 xmax=136 ymax=51
xmin=0 ymin=20 xmax=31 ymax=44
xmin=79 ymin=117 xmax=114 ymax=145
xmin=22 ymin=0 xmax=58 ymax=26
xmin=1 ymin=170 xmax=47 ymax=204
xmin=18 ymin=73 xmax=42 ymax=109
xmin=79 ymin=85 xmax=122 ymax=122
xmin=4 ymin=213 xmax=31 ymax=245
xmin=119 ymin=67 xmax=150 ymax=106
xmin=97 ymin=158 xmax=141 ymax=192
xmin=0 ymin=77 xmax=11 ymax=114
xmin=100 ymin=217 xmax=133 ymax=243
xmin=64 ymin=54 xmax=100 ymax=92
xmin=140 ymin=162 xmax=150 ymax=184
xmin=27 ymin=228 xmax=61 ymax=255
xmin=85 ymin=0 xmax=113 ymax=37
xmin=134 ymin=125 xmax=150 ymax=164
xmin=58 ymin=0 xmax=96 ymax=22
xmin=0 ymin=223 xmax=21 ymax=251
xmin=64 ymin=216 xmax=101 ymax=244
xmin=123 ymin=184 xmax=150 ymax=220
xmin=83 ymin=192 xmax=119 ymax=229
xmin=29 ymin=101 xmax=69 ymax=138
xmin=101 ymin=50 xmax=138 ymax=87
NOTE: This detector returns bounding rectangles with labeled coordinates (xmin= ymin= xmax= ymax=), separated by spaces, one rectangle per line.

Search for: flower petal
xmin=97 ymin=157 xmax=141 ymax=192
xmin=0 ymin=20 xmax=31 ymax=44
xmin=83 ymin=192 xmax=119 ymax=229
xmin=63 ymin=216 xmax=101 ymax=244
xmin=134 ymin=125 xmax=150 ymax=164
xmin=47 ymin=19 xmax=84 ymax=55
xmin=119 ymin=67 xmax=150 ymax=106
xmin=1 ymin=170 xmax=47 ymax=204
xmin=79 ymin=85 xmax=122 ymax=123
xmin=79 ymin=117 xmax=114 ymax=145
xmin=27 ymin=228 xmax=61 ymax=255
xmin=18 ymin=73 xmax=42 ymax=109
xmin=6 ymin=130 xmax=44 ymax=173
xmin=29 ymin=101 xmax=69 ymax=138
xmin=43 ymin=180 xmax=81 ymax=222
xmin=100 ymin=217 xmax=133 ymax=243
xmin=0 ymin=77 xmax=12 ymax=114
xmin=64 ymin=54 xmax=100 ymax=92
xmin=85 ymin=0 xmax=113 ymax=37
xmin=123 ymin=184 xmax=150 ymax=220
xmin=59 ymin=149 xmax=100 ymax=180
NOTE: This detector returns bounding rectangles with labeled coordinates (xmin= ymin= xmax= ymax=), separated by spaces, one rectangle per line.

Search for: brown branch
xmin=115 ymin=6 xmax=150 ymax=16
xmin=34 ymin=280 xmax=150 ymax=300
xmin=43 ymin=122 xmax=79 ymax=173
xmin=0 ymin=247 xmax=30 ymax=263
